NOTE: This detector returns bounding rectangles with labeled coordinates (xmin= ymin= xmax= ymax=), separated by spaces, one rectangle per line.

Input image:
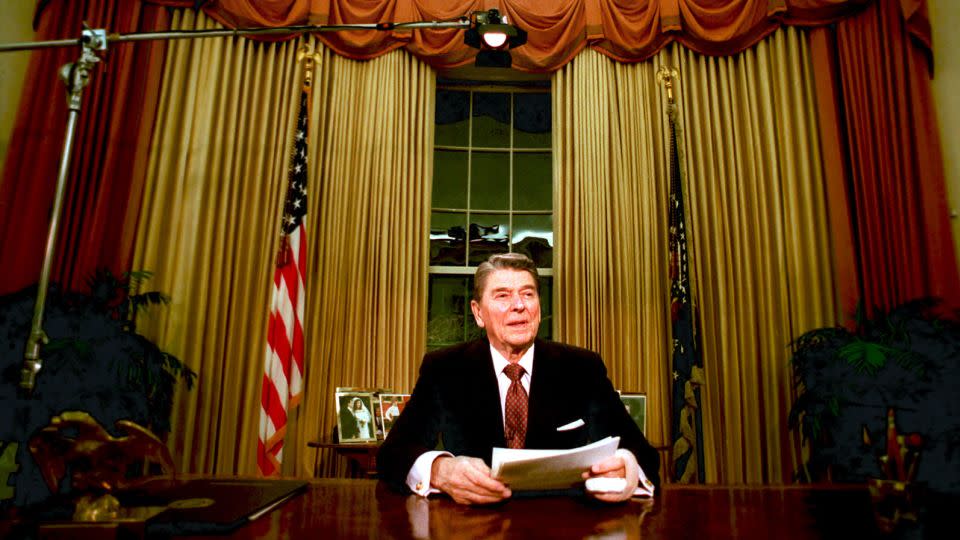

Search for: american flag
xmin=258 ymin=88 xmax=309 ymax=476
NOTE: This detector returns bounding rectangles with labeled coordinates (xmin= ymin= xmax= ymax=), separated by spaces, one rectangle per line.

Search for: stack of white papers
xmin=490 ymin=436 xmax=620 ymax=491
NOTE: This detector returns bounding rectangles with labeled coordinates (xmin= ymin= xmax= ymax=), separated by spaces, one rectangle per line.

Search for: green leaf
xmin=45 ymin=338 xmax=93 ymax=360
xmin=827 ymin=396 xmax=840 ymax=417
xmin=124 ymin=270 xmax=154 ymax=281
xmin=838 ymin=341 xmax=900 ymax=375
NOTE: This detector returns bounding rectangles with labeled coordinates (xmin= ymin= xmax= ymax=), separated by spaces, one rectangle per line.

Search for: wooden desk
xmin=172 ymin=481 xmax=929 ymax=539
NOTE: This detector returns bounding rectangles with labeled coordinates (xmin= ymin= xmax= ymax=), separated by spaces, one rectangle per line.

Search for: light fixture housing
xmin=464 ymin=9 xmax=527 ymax=68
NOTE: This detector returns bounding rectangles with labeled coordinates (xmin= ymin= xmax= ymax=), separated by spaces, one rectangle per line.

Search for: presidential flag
xmin=665 ymin=88 xmax=706 ymax=483
xmin=258 ymin=86 xmax=309 ymax=476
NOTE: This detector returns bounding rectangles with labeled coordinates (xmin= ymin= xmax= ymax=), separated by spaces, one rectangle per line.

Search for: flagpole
xmin=4 ymin=16 xmax=473 ymax=396
xmin=658 ymin=65 xmax=707 ymax=483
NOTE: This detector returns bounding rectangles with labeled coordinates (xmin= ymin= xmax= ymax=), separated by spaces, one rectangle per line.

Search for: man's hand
xmin=582 ymin=449 xmax=639 ymax=503
xmin=431 ymin=455 xmax=512 ymax=505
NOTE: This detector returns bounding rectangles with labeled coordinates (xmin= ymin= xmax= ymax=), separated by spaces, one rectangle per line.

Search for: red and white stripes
xmin=258 ymin=224 xmax=306 ymax=476
xmin=258 ymin=84 xmax=310 ymax=476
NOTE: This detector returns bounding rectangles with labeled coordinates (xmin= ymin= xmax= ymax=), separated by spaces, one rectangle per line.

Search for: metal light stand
xmin=1 ymin=14 xmax=485 ymax=396
xmin=19 ymin=27 xmax=107 ymax=395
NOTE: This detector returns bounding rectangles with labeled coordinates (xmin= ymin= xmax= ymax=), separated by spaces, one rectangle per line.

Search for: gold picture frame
xmin=619 ymin=393 xmax=647 ymax=435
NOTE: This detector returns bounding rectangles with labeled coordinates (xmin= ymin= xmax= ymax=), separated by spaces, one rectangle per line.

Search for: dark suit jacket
xmin=377 ymin=338 xmax=660 ymax=492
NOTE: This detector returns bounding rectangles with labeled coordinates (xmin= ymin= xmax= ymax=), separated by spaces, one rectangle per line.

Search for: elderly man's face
xmin=471 ymin=268 xmax=541 ymax=358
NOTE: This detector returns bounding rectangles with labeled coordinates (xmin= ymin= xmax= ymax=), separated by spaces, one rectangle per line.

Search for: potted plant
xmin=788 ymin=298 xmax=960 ymax=493
xmin=0 ymin=269 xmax=196 ymax=507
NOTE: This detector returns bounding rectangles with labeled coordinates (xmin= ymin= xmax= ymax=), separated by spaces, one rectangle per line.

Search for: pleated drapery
xmin=553 ymin=26 xmax=837 ymax=484
xmin=294 ymin=44 xmax=432 ymax=478
xmin=810 ymin=0 xmax=959 ymax=315
xmin=552 ymin=49 xmax=673 ymax=459
xmin=131 ymin=10 xmax=431 ymax=476
xmin=140 ymin=0 xmax=911 ymax=72
xmin=673 ymin=28 xmax=837 ymax=483
xmin=131 ymin=10 xmax=305 ymax=474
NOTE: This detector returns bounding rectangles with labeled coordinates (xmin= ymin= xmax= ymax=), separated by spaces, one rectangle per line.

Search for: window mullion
xmin=465 ymin=90 xmax=473 ymax=269
xmin=509 ymin=91 xmax=515 ymax=253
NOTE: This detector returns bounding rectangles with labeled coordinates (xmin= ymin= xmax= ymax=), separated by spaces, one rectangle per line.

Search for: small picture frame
xmin=619 ymin=393 xmax=647 ymax=435
xmin=378 ymin=393 xmax=411 ymax=438
xmin=370 ymin=388 xmax=394 ymax=440
xmin=335 ymin=390 xmax=378 ymax=443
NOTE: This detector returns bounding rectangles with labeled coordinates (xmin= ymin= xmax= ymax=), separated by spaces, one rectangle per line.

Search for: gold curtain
xmin=132 ymin=9 xmax=432 ymax=476
xmin=294 ymin=40 xmax=433 ymax=478
xmin=673 ymin=26 xmax=837 ymax=483
xmin=553 ymin=26 xmax=837 ymax=484
xmin=552 ymin=49 xmax=674 ymax=461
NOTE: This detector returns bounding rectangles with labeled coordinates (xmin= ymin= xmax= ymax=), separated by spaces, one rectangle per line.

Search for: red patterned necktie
xmin=503 ymin=364 xmax=528 ymax=449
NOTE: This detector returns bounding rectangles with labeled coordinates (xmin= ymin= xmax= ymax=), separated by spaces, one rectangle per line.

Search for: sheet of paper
xmin=491 ymin=436 xmax=620 ymax=491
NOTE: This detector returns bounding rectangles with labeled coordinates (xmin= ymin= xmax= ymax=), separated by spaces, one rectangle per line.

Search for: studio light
xmin=464 ymin=9 xmax=527 ymax=68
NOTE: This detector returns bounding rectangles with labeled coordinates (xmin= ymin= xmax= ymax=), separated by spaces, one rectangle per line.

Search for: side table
xmin=308 ymin=440 xmax=380 ymax=478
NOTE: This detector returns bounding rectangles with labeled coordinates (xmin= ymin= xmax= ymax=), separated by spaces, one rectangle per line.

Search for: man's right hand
xmin=431 ymin=455 xmax=511 ymax=505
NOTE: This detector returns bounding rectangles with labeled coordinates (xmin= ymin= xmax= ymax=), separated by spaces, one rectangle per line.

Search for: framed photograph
xmin=335 ymin=390 xmax=378 ymax=443
xmin=378 ymin=393 xmax=411 ymax=438
xmin=619 ymin=393 xmax=647 ymax=435
xmin=370 ymin=388 xmax=394 ymax=440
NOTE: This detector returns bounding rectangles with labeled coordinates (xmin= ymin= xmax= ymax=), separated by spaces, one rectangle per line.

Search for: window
xmin=428 ymin=85 xmax=553 ymax=350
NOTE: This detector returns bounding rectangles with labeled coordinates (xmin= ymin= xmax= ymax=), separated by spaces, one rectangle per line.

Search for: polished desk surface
xmin=176 ymin=480 xmax=914 ymax=540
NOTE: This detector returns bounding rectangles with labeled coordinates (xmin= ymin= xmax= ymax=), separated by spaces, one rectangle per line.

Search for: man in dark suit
xmin=378 ymin=253 xmax=659 ymax=504
xmin=338 ymin=397 xmax=360 ymax=441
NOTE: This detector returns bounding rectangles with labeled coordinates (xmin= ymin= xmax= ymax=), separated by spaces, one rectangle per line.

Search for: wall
xmin=930 ymin=0 xmax=960 ymax=265
xmin=0 ymin=3 xmax=36 ymax=173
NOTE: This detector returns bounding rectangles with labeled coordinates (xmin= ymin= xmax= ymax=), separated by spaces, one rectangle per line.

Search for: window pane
xmin=435 ymin=90 xmax=469 ymax=147
xmin=427 ymin=275 xmax=471 ymax=348
xmin=430 ymin=211 xmax=467 ymax=266
xmin=513 ymin=93 xmax=551 ymax=149
xmin=538 ymin=277 xmax=553 ymax=340
xmin=433 ymin=150 xmax=468 ymax=209
xmin=512 ymin=214 xmax=553 ymax=268
xmin=472 ymin=92 xmax=510 ymax=148
xmin=470 ymin=150 xmax=510 ymax=210
xmin=469 ymin=213 xmax=510 ymax=265
xmin=513 ymin=152 xmax=552 ymax=211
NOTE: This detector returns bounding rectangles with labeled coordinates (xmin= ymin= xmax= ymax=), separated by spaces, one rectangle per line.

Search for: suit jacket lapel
xmin=526 ymin=339 xmax=553 ymax=447
xmin=463 ymin=339 xmax=506 ymax=448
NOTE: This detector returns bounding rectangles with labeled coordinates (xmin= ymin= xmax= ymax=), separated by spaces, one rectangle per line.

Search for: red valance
xmin=135 ymin=1 xmax=928 ymax=72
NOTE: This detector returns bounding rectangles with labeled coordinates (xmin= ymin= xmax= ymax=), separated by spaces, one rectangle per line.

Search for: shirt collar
xmin=489 ymin=342 xmax=535 ymax=378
